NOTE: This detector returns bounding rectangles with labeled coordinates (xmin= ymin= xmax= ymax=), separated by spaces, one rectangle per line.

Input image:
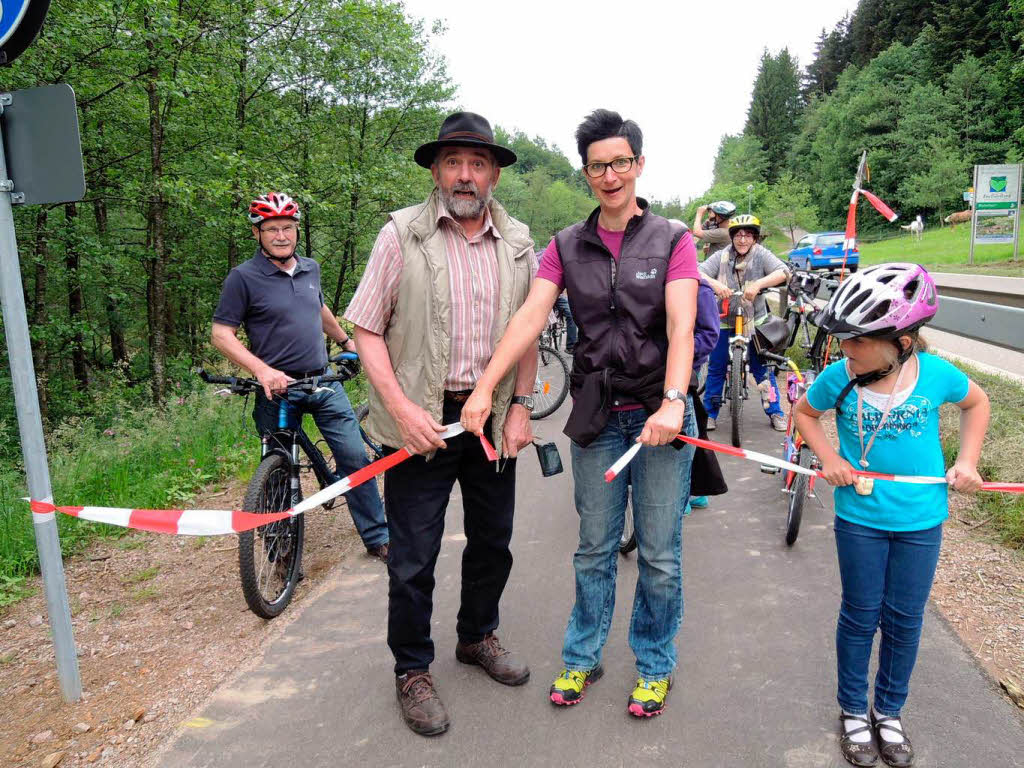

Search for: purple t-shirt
xmin=536 ymin=226 xmax=699 ymax=288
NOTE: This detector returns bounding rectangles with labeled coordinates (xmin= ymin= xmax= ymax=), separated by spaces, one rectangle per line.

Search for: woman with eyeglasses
xmin=699 ymin=214 xmax=791 ymax=432
xmin=460 ymin=109 xmax=700 ymax=718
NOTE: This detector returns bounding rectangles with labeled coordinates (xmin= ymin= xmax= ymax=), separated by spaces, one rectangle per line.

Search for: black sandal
xmin=870 ymin=711 xmax=915 ymax=767
xmin=838 ymin=712 xmax=880 ymax=767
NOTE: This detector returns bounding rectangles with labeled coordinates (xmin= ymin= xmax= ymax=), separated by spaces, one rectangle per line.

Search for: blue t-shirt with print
xmin=806 ymin=352 xmax=969 ymax=532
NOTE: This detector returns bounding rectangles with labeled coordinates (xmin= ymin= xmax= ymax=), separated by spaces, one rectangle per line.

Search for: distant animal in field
xmin=900 ymin=215 xmax=924 ymax=241
xmin=944 ymin=210 xmax=973 ymax=228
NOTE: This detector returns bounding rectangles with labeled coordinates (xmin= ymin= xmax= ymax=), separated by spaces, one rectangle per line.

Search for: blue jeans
xmin=678 ymin=395 xmax=697 ymax=516
xmin=563 ymin=408 xmax=685 ymax=678
xmin=834 ymin=516 xmax=943 ymax=717
xmin=253 ymin=380 xmax=388 ymax=549
xmin=702 ymin=330 xmax=783 ymax=419
xmin=554 ymin=294 xmax=578 ymax=349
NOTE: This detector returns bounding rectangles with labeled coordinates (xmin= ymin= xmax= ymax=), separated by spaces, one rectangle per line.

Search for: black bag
xmin=753 ymin=315 xmax=792 ymax=355
xmin=534 ymin=440 xmax=563 ymax=477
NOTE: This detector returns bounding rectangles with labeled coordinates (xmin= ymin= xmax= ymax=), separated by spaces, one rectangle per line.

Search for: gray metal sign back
xmin=0 ymin=83 xmax=85 ymax=205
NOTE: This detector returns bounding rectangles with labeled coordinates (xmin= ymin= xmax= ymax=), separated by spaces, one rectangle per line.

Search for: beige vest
xmin=365 ymin=189 xmax=535 ymax=450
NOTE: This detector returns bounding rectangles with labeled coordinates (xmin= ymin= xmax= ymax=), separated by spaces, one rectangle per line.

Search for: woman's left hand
xmin=460 ymin=387 xmax=493 ymax=436
xmin=946 ymin=460 xmax=983 ymax=494
xmin=639 ymin=401 xmax=685 ymax=447
xmin=742 ymin=281 xmax=761 ymax=302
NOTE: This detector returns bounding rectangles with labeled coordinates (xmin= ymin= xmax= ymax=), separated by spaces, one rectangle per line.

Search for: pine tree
xmin=744 ymin=49 xmax=803 ymax=183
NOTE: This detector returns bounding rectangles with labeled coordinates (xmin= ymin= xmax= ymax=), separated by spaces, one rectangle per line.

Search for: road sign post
xmin=0 ymin=85 xmax=84 ymax=702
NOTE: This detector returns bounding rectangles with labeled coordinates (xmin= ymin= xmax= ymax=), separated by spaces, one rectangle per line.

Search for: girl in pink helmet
xmin=793 ymin=263 xmax=990 ymax=768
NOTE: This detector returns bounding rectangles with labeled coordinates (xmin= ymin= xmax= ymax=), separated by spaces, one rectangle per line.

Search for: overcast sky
xmin=401 ymin=0 xmax=859 ymax=204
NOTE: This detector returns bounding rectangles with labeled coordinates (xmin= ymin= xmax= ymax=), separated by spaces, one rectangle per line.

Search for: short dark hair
xmin=575 ymin=109 xmax=643 ymax=165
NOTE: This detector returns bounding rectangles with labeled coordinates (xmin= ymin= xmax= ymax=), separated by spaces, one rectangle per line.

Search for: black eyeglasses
xmin=583 ymin=156 xmax=637 ymax=178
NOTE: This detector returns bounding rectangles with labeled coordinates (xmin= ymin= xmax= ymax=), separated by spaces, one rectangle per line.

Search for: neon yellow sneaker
xmin=628 ymin=676 xmax=672 ymax=717
xmin=549 ymin=665 xmax=603 ymax=706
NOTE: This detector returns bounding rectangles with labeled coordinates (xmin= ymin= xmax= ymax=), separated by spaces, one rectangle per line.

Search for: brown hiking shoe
xmin=367 ymin=542 xmax=389 ymax=563
xmin=455 ymin=632 xmax=530 ymax=686
xmin=396 ymin=670 xmax=449 ymax=736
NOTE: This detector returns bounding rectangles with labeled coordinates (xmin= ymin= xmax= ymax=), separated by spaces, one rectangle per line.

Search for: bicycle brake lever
xmin=215 ymin=388 xmax=232 ymax=397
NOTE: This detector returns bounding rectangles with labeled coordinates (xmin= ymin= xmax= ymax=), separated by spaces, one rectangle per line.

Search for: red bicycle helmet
xmin=248 ymin=193 xmax=301 ymax=225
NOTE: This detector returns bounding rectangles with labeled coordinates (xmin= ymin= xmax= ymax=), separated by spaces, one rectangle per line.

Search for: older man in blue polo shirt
xmin=211 ymin=192 xmax=389 ymax=561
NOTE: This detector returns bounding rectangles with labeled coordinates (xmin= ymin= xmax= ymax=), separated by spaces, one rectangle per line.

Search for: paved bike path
xmin=157 ymin=403 xmax=1024 ymax=767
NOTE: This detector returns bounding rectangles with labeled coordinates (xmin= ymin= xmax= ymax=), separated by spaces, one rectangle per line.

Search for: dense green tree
xmin=712 ymin=134 xmax=769 ymax=187
xmin=898 ymin=136 xmax=971 ymax=223
xmin=762 ymin=173 xmax=820 ymax=244
xmin=744 ymin=48 xmax=803 ymax=183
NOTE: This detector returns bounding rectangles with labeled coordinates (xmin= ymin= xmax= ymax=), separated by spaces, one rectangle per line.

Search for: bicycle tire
xmin=729 ymin=345 xmax=745 ymax=448
xmin=532 ymin=344 xmax=569 ymax=420
xmin=619 ymin=495 xmax=637 ymax=555
xmin=238 ymin=452 xmax=304 ymax=619
xmin=785 ymin=446 xmax=812 ymax=546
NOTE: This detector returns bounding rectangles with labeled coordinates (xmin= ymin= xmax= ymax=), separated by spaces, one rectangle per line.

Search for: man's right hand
xmin=394 ymin=400 xmax=448 ymax=455
xmin=255 ymin=366 xmax=294 ymax=400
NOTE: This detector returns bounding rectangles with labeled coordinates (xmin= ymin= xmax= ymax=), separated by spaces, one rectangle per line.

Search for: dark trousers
xmin=385 ymin=397 xmax=517 ymax=674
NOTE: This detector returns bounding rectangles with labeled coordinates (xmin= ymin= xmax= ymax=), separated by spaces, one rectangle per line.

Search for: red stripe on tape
xmin=128 ymin=508 xmax=184 ymax=535
xmin=480 ymin=434 xmax=498 ymax=462
xmin=344 ymin=447 xmax=412 ymax=490
xmin=30 ymin=500 xmax=56 ymax=514
xmin=231 ymin=510 xmax=293 ymax=531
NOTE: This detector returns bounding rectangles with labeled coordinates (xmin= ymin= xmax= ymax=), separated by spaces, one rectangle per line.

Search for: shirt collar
xmin=255 ymin=247 xmax=310 ymax=276
xmin=435 ymin=196 xmax=502 ymax=242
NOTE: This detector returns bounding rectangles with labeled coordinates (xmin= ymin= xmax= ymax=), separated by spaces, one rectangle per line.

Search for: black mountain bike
xmin=200 ymin=353 xmax=366 ymax=619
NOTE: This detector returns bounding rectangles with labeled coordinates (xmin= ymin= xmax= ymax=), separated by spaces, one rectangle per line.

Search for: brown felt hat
xmin=414 ymin=111 xmax=517 ymax=169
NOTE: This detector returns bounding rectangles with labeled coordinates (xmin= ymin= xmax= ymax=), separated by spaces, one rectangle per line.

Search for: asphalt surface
xmin=157 ymin=397 xmax=1024 ymax=768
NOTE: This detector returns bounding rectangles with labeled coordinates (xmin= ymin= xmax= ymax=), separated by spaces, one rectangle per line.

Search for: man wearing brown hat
xmin=345 ymin=111 xmax=537 ymax=736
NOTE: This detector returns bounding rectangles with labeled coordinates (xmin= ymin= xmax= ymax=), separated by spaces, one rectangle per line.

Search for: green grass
xmin=122 ymin=566 xmax=160 ymax=584
xmin=938 ymin=360 xmax=1024 ymax=549
xmin=0 ymin=390 xmax=259 ymax=592
xmin=0 ymin=369 xmax=372 ymax=608
xmin=766 ymin=226 xmax=1023 ymax=276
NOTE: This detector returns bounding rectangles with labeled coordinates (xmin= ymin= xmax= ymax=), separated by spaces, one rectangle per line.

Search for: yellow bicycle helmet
xmin=727 ymin=214 xmax=761 ymax=238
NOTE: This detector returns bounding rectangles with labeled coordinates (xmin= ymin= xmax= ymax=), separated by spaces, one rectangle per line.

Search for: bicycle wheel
xmin=619 ymin=492 xmax=637 ymax=555
xmin=238 ymin=452 xmax=304 ymax=619
xmin=729 ymin=345 xmax=745 ymax=448
xmin=532 ymin=344 xmax=569 ymax=420
xmin=785 ymin=446 xmax=812 ymax=546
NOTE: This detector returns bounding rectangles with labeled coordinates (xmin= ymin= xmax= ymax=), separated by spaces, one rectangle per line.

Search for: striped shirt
xmin=345 ymin=200 xmax=535 ymax=390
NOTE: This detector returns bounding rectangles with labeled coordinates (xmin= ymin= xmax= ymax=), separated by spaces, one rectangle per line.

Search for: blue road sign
xmin=0 ymin=0 xmax=32 ymax=47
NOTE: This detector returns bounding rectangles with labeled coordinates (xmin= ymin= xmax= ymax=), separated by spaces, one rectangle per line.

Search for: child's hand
xmin=946 ymin=461 xmax=983 ymax=494
xmin=821 ymin=456 xmax=856 ymax=487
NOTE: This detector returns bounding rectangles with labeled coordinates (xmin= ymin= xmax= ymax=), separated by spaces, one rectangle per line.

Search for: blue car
xmin=787 ymin=232 xmax=859 ymax=271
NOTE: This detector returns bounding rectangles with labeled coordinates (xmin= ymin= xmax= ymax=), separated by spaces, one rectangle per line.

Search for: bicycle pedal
xmin=760 ymin=464 xmax=780 ymax=474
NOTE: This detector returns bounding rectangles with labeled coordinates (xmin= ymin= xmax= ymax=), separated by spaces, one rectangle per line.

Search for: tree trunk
xmin=90 ymin=163 xmax=128 ymax=368
xmin=31 ymin=208 xmax=49 ymax=422
xmin=63 ymin=203 xmax=89 ymax=391
xmin=144 ymin=10 xmax=168 ymax=406
xmin=228 ymin=46 xmax=248 ymax=273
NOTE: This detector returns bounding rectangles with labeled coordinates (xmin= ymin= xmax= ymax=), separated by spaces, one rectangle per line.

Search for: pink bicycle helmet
xmin=818 ymin=262 xmax=937 ymax=340
xmin=248 ymin=193 xmax=300 ymax=225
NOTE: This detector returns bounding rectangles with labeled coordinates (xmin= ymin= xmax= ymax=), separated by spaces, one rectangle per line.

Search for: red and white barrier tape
xmin=28 ymin=424 xmax=466 ymax=536
xmin=603 ymin=433 xmax=1024 ymax=494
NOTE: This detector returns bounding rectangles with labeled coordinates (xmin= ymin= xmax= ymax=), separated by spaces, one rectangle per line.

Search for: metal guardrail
xmin=931 ymin=297 xmax=1024 ymax=352
xmin=773 ymin=272 xmax=1024 ymax=353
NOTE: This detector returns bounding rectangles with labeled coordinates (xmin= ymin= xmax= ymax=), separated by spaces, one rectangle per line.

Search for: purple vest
xmin=555 ymin=200 xmax=686 ymax=402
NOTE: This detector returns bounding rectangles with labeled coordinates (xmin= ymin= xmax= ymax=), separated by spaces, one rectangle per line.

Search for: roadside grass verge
xmin=939 ymin=361 xmax=1024 ymax=549
xmin=0 ymin=391 xmax=258 ymax=603
xmin=766 ymin=226 xmax=1022 ymax=277
xmin=0 ymin=371 xmax=370 ymax=608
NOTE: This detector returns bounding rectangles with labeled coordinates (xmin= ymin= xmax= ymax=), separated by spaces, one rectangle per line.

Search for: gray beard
xmin=440 ymin=185 xmax=491 ymax=220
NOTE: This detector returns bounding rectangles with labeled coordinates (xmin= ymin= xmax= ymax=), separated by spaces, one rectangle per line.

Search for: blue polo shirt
xmin=213 ymin=248 xmax=328 ymax=373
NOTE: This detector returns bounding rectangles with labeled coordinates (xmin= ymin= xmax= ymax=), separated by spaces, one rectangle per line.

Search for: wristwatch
xmin=511 ymin=395 xmax=535 ymax=412
xmin=663 ymin=388 xmax=686 ymax=404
